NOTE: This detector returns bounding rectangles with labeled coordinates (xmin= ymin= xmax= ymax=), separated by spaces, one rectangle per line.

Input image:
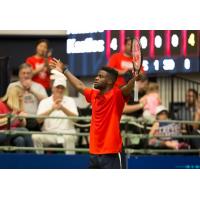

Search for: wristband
xmin=139 ymin=102 xmax=144 ymax=108
xmin=63 ymin=65 xmax=69 ymax=74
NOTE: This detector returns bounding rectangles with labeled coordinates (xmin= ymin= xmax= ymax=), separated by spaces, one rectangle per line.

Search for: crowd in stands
xmin=0 ymin=39 xmax=200 ymax=155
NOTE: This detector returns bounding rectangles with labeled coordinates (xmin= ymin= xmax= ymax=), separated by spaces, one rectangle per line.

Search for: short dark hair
xmin=101 ymin=66 xmax=118 ymax=83
xmin=35 ymin=39 xmax=49 ymax=48
xmin=188 ymin=88 xmax=198 ymax=99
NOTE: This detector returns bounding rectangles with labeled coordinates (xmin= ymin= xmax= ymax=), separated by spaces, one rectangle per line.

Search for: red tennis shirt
xmin=26 ymin=56 xmax=51 ymax=89
xmin=108 ymin=53 xmax=133 ymax=87
xmin=84 ymin=87 xmax=127 ymax=154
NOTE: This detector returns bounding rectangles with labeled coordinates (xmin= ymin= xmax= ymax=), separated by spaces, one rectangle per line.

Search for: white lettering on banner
xmin=158 ymin=123 xmax=181 ymax=140
xmin=121 ymin=61 xmax=133 ymax=70
xmin=67 ymin=38 xmax=105 ymax=53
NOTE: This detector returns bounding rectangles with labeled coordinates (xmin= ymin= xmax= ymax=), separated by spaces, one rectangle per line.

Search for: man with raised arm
xmin=49 ymin=58 xmax=141 ymax=169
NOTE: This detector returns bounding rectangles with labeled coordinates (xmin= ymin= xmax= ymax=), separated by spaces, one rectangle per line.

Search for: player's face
xmin=94 ymin=70 xmax=108 ymax=90
xmin=36 ymin=42 xmax=48 ymax=57
xmin=19 ymin=67 xmax=32 ymax=81
xmin=124 ymin=40 xmax=132 ymax=56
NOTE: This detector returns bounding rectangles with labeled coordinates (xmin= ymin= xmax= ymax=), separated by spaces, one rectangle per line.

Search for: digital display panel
xmin=67 ymin=30 xmax=199 ymax=76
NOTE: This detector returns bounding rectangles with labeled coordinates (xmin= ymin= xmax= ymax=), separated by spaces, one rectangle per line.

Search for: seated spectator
xmin=8 ymin=63 xmax=48 ymax=130
xmin=122 ymin=77 xmax=148 ymax=147
xmin=149 ymin=105 xmax=189 ymax=150
xmin=0 ymin=86 xmax=33 ymax=152
xmin=26 ymin=39 xmax=52 ymax=95
xmin=32 ymin=78 xmax=78 ymax=154
xmin=140 ymin=82 xmax=161 ymax=123
xmin=190 ymin=99 xmax=200 ymax=149
xmin=193 ymin=98 xmax=200 ymax=130
xmin=176 ymin=88 xmax=198 ymax=135
xmin=123 ymin=77 xmax=148 ymax=117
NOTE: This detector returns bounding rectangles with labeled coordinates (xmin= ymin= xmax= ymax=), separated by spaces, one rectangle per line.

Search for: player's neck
xmin=100 ymin=86 xmax=113 ymax=95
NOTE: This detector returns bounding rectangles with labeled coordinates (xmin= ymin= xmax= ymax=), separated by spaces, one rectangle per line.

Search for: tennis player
xmin=49 ymin=59 xmax=141 ymax=169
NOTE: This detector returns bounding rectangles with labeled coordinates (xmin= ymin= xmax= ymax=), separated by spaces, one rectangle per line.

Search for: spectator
xmin=32 ymin=78 xmax=79 ymax=154
xmin=190 ymin=99 xmax=200 ymax=150
xmin=0 ymin=86 xmax=33 ymax=152
xmin=176 ymin=88 xmax=199 ymax=134
xmin=26 ymin=39 xmax=52 ymax=95
xmin=9 ymin=63 xmax=48 ymax=114
xmin=176 ymin=88 xmax=198 ymax=122
xmin=108 ymin=37 xmax=144 ymax=88
xmin=122 ymin=77 xmax=149 ymax=148
xmin=140 ymin=82 xmax=161 ymax=123
xmin=149 ymin=105 xmax=189 ymax=150
xmin=123 ymin=76 xmax=148 ymax=117
xmin=193 ymin=98 xmax=200 ymax=130
xmin=8 ymin=63 xmax=48 ymax=130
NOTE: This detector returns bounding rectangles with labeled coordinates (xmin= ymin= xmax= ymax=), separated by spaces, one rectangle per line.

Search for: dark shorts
xmin=89 ymin=152 xmax=127 ymax=169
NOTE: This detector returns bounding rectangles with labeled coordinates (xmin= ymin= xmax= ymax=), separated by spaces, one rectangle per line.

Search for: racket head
xmin=132 ymin=38 xmax=143 ymax=74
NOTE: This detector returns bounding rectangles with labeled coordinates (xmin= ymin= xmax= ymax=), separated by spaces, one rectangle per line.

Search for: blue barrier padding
xmin=127 ymin=155 xmax=200 ymax=169
xmin=0 ymin=154 xmax=200 ymax=169
xmin=0 ymin=154 xmax=90 ymax=169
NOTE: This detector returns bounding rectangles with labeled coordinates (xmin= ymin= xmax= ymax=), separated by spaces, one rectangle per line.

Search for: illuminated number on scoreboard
xmin=162 ymin=59 xmax=175 ymax=70
xmin=142 ymin=60 xmax=149 ymax=71
xmin=154 ymin=60 xmax=159 ymax=71
xmin=110 ymin=38 xmax=118 ymax=50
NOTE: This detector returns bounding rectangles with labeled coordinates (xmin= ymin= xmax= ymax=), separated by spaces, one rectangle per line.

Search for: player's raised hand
xmin=134 ymin=73 xmax=143 ymax=81
xmin=49 ymin=58 xmax=65 ymax=73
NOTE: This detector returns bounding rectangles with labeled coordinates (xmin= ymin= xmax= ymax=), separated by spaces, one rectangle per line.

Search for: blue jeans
xmin=0 ymin=134 xmax=8 ymax=145
xmin=0 ymin=127 xmax=33 ymax=153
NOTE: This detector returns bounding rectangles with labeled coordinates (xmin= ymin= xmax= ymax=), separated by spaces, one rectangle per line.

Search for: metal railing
xmin=0 ymin=114 xmax=200 ymax=154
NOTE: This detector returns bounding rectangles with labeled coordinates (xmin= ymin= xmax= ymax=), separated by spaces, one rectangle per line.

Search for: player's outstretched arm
xmin=121 ymin=77 xmax=135 ymax=97
xmin=121 ymin=73 xmax=142 ymax=97
xmin=49 ymin=58 xmax=86 ymax=94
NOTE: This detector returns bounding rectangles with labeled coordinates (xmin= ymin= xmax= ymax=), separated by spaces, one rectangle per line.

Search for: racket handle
xmin=134 ymin=81 xmax=139 ymax=101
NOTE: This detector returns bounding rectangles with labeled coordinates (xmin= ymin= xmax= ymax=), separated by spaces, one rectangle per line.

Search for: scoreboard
xmin=66 ymin=30 xmax=200 ymax=76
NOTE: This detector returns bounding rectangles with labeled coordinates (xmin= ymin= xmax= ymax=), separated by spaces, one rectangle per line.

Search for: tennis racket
xmin=132 ymin=38 xmax=143 ymax=101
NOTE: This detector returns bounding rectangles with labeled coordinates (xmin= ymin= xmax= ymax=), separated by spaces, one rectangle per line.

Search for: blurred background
xmin=1 ymin=30 xmax=199 ymax=110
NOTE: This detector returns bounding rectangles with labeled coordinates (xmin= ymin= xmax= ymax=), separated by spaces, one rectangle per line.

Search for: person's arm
xmin=32 ymin=65 xmax=44 ymax=76
xmin=18 ymin=111 xmax=27 ymax=127
xmin=49 ymin=59 xmax=87 ymax=94
xmin=21 ymin=79 xmax=47 ymax=101
xmin=121 ymin=71 xmax=144 ymax=97
xmin=30 ymin=87 xmax=47 ymax=101
xmin=149 ymin=122 xmax=159 ymax=136
xmin=123 ymin=102 xmax=143 ymax=114
xmin=193 ymin=111 xmax=200 ymax=130
xmin=64 ymin=70 xmax=87 ymax=94
xmin=0 ymin=117 xmax=8 ymax=126
xmin=60 ymin=105 xmax=77 ymax=117
xmin=26 ymin=58 xmax=44 ymax=76
xmin=37 ymin=107 xmax=54 ymax=124
xmin=148 ymin=122 xmax=165 ymax=146
xmin=120 ymin=77 xmax=135 ymax=97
